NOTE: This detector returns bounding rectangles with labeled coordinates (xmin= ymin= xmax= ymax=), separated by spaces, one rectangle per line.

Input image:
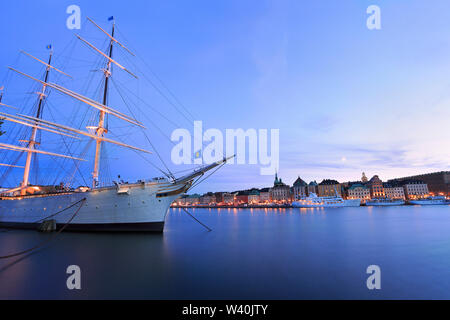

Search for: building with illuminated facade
xmin=248 ymin=190 xmax=260 ymax=204
xmin=200 ymin=193 xmax=216 ymax=205
xmin=307 ymin=181 xmax=318 ymax=195
xmin=317 ymin=179 xmax=342 ymax=197
xmin=368 ymin=175 xmax=385 ymax=198
xmin=400 ymin=180 xmax=429 ymax=199
xmin=223 ymin=192 xmax=236 ymax=205
xmin=383 ymin=182 xmax=405 ymax=199
xmin=292 ymin=176 xmax=308 ymax=200
xmin=347 ymin=183 xmax=371 ymax=202
xmin=259 ymin=188 xmax=271 ymax=203
xmin=270 ymin=173 xmax=291 ymax=203
xmin=389 ymin=171 xmax=449 ymax=197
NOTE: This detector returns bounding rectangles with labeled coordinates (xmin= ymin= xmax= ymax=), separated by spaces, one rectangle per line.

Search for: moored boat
xmin=408 ymin=196 xmax=449 ymax=206
xmin=292 ymin=193 xmax=361 ymax=208
xmin=366 ymin=198 xmax=405 ymax=206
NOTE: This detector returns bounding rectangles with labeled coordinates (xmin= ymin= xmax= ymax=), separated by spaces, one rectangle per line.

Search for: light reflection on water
xmin=0 ymin=205 xmax=450 ymax=299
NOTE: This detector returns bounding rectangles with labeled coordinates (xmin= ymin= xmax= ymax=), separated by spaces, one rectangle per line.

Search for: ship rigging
xmin=0 ymin=17 xmax=229 ymax=232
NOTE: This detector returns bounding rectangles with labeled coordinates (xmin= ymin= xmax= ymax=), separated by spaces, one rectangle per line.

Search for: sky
xmin=0 ymin=0 xmax=449 ymax=193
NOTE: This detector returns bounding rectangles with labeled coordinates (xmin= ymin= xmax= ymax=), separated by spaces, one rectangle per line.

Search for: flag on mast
xmin=108 ymin=16 xmax=114 ymax=21
xmin=46 ymin=44 xmax=52 ymax=50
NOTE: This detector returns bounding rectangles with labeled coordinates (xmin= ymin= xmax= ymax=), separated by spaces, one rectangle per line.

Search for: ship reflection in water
xmin=1 ymin=206 xmax=450 ymax=299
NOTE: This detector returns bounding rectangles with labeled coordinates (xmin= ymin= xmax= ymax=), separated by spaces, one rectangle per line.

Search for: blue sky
xmin=0 ymin=0 xmax=449 ymax=193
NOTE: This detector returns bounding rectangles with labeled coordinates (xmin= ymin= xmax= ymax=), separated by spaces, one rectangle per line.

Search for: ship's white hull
xmin=366 ymin=200 xmax=405 ymax=206
xmin=408 ymin=200 xmax=448 ymax=205
xmin=292 ymin=199 xmax=361 ymax=208
xmin=0 ymin=181 xmax=187 ymax=232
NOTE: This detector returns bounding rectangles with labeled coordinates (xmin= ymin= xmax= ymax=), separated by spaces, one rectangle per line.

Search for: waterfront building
xmin=235 ymin=191 xmax=249 ymax=205
xmin=388 ymin=171 xmax=450 ymax=197
xmin=270 ymin=186 xmax=291 ymax=202
xmin=248 ymin=190 xmax=260 ymax=204
xmin=400 ymin=180 xmax=429 ymax=199
xmin=347 ymin=183 xmax=371 ymax=202
xmin=175 ymin=195 xmax=188 ymax=206
xmin=340 ymin=181 xmax=358 ymax=188
xmin=307 ymin=181 xmax=318 ymax=195
xmin=214 ymin=192 xmax=224 ymax=204
xmin=292 ymin=176 xmax=308 ymax=200
xmin=368 ymin=175 xmax=385 ymax=198
xmin=270 ymin=173 xmax=291 ymax=203
xmin=200 ymin=193 xmax=216 ymax=205
xmin=223 ymin=192 xmax=236 ymax=205
xmin=185 ymin=194 xmax=201 ymax=206
xmin=317 ymin=179 xmax=342 ymax=197
xmin=259 ymin=188 xmax=271 ymax=203
xmin=383 ymin=182 xmax=405 ymax=200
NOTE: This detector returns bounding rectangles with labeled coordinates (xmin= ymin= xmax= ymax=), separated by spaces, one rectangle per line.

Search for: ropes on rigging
xmin=0 ymin=19 xmax=222 ymax=190
xmin=110 ymin=77 xmax=174 ymax=178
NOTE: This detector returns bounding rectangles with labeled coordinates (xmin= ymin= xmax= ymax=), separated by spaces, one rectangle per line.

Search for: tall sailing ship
xmin=0 ymin=17 xmax=229 ymax=232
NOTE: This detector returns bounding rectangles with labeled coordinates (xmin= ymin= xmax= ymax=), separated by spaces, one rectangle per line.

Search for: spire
xmin=273 ymin=171 xmax=286 ymax=187
xmin=362 ymin=172 xmax=368 ymax=183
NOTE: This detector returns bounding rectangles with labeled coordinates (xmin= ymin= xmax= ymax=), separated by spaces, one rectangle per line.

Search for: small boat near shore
xmin=292 ymin=193 xmax=361 ymax=208
xmin=366 ymin=198 xmax=405 ymax=206
xmin=408 ymin=196 xmax=449 ymax=206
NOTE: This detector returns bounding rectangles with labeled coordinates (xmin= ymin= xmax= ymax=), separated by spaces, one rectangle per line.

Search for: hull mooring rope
xmin=0 ymin=197 xmax=86 ymax=259
xmin=181 ymin=207 xmax=212 ymax=232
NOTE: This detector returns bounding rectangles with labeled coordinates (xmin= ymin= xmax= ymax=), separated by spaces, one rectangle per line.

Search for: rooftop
xmin=348 ymin=183 xmax=368 ymax=190
xmin=399 ymin=179 xmax=427 ymax=186
xmin=319 ymin=179 xmax=340 ymax=185
xmin=293 ymin=176 xmax=307 ymax=187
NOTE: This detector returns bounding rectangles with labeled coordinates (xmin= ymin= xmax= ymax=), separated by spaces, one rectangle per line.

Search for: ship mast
xmin=92 ymin=21 xmax=114 ymax=189
xmin=2 ymin=19 xmax=149 ymax=195
xmin=20 ymin=50 xmax=53 ymax=194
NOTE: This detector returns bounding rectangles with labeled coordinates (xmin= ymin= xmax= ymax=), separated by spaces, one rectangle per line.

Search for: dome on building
xmin=273 ymin=172 xmax=286 ymax=186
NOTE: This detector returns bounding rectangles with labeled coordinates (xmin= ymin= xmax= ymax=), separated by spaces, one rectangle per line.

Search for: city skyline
xmin=179 ymin=170 xmax=450 ymax=197
xmin=0 ymin=1 xmax=449 ymax=193
xmin=1 ymin=1 xmax=450 ymax=303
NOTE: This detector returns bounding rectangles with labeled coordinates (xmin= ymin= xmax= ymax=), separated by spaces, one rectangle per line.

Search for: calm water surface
xmin=0 ymin=206 xmax=449 ymax=299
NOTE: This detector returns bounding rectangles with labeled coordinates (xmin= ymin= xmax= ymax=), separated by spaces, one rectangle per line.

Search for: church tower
xmin=361 ymin=172 xmax=368 ymax=183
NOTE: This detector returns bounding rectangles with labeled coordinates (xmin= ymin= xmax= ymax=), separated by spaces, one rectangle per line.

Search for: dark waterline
xmin=0 ymin=206 xmax=449 ymax=299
